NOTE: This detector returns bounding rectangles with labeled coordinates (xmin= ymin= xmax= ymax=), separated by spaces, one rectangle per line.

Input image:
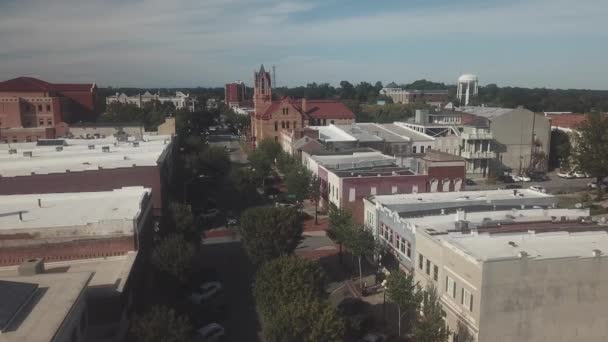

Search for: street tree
xmin=263 ymin=294 xmax=345 ymax=342
xmin=327 ymin=204 xmax=353 ymax=264
xmin=248 ymin=148 xmax=272 ymax=186
xmin=573 ymin=112 xmax=608 ymax=199
xmin=276 ymin=152 xmax=297 ymax=175
xmin=386 ymin=270 xmax=423 ymax=337
xmin=254 ymin=256 xmax=325 ymax=317
xmin=309 ymin=175 xmax=322 ymax=224
xmin=238 ymin=207 xmax=303 ymax=265
xmin=286 ymin=165 xmax=312 ymax=204
xmin=196 ymin=145 xmax=231 ymax=179
xmin=415 ymin=286 xmax=451 ymax=342
xmin=257 ymin=138 xmax=282 ymax=162
xmin=344 ymin=226 xmax=376 ymax=290
xmin=129 ymin=306 xmax=193 ymax=342
xmin=168 ymin=202 xmax=201 ymax=243
xmin=151 ymin=234 xmax=195 ymax=284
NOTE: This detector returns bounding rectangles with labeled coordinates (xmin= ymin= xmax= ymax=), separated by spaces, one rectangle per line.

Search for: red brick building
xmin=224 ymin=81 xmax=245 ymax=107
xmin=0 ymin=77 xmax=97 ymax=143
xmin=250 ymin=65 xmax=355 ymax=145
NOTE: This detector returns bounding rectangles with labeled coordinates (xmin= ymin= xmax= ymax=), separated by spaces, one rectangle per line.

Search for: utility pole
xmin=272 ymin=65 xmax=276 ymax=87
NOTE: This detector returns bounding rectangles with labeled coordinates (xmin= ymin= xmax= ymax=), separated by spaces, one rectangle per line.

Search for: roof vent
xmin=88 ymin=144 xmax=95 ymax=150
xmin=518 ymin=251 xmax=528 ymax=258
xmin=102 ymin=146 xmax=110 ymax=152
xmin=23 ymin=151 xmax=33 ymax=157
xmin=123 ymin=156 xmax=130 ymax=160
xmin=18 ymin=258 xmax=45 ymax=276
xmin=8 ymin=148 xmax=17 ymax=154
xmin=55 ymin=146 xmax=63 ymax=152
xmin=508 ymin=241 xmax=518 ymax=247
xmin=592 ymin=249 xmax=602 ymax=257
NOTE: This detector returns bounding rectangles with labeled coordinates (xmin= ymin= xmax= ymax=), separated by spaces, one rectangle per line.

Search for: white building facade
xmin=106 ymin=91 xmax=194 ymax=111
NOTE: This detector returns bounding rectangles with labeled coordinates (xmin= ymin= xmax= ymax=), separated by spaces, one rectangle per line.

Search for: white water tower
xmin=457 ymin=74 xmax=478 ymax=106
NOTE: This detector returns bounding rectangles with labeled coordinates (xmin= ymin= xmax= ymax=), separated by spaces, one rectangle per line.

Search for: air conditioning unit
xmin=102 ymin=146 xmax=110 ymax=152
xmin=88 ymin=144 xmax=95 ymax=150
xmin=23 ymin=151 xmax=33 ymax=157
xmin=8 ymin=148 xmax=17 ymax=154
xmin=132 ymin=141 xmax=140 ymax=147
xmin=55 ymin=146 xmax=63 ymax=151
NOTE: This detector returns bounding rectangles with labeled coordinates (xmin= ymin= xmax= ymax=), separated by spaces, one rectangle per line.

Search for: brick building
xmin=250 ymin=65 xmax=355 ymax=145
xmin=0 ymin=187 xmax=152 ymax=267
xmin=0 ymin=77 xmax=97 ymax=143
xmin=0 ymin=136 xmax=175 ymax=217
xmin=225 ymin=81 xmax=245 ymax=108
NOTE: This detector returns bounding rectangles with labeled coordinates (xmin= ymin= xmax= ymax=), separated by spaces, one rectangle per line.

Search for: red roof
xmin=257 ymin=97 xmax=355 ymax=120
xmin=547 ymin=114 xmax=589 ymax=129
xmin=0 ymin=77 xmax=94 ymax=93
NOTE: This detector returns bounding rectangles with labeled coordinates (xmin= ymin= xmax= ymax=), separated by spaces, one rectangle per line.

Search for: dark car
xmin=465 ymin=179 xmax=476 ymax=186
xmin=499 ymin=175 xmax=514 ymax=183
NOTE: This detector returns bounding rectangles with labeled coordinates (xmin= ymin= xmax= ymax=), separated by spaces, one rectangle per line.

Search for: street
xmin=208 ymin=136 xmax=248 ymax=164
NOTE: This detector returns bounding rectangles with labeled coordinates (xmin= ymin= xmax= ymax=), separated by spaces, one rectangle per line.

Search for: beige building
xmin=414 ymin=213 xmax=608 ymax=342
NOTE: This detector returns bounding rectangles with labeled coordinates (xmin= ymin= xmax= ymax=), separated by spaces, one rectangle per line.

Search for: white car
xmin=529 ymin=185 xmax=546 ymax=193
xmin=557 ymin=172 xmax=575 ymax=179
xmin=189 ymin=282 xmax=223 ymax=305
xmin=573 ymin=171 xmax=587 ymax=178
xmin=194 ymin=323 xmax=225 ymax=342
xmin=510 ymin=175 xmax=521 ymax=182
xmin=519 ymin=175 xmax=531 ymax=182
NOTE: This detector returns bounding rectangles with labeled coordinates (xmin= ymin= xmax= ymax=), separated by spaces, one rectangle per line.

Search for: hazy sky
xmin=0 ymin=0 xmax=606 ymax=89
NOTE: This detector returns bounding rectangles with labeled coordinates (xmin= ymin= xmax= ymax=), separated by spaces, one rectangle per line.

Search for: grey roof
xmin=458 ymin=106 xmax=516 ymax=119
xmin=381 ymin=123 xmax=435 ymax=142
xmin=354 ymin=123 xmax=410 ymax=143
xmin=334 ymin=124 xmax=383 ymax=142
xmin=0 ymin=280 xmax=38 ymax=332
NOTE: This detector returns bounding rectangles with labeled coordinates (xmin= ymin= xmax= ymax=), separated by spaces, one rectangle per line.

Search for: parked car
xmin=189 ymin=282 xmax=224 ymax=305
xmin=360 ymin=333 xmax=387 ymax=342
xmin=275 ymin=202 xmax=296 ymax=209
xmin=510 ymin=175 xmax=521 ymax=182
xmin=193 ymin=323 xmax=225 ymax=342
xmin=573 ymin=171 xmax=587 ymax=178
xmin=505 ymin=184 xmax=523 ymax=189
xmin=529 ymin=173 xmax=548 ymax=182
xmin=465 ymin=179 xmax=476 ymax=186
xmin=529 ymin=185 xmax=546 ymax=193
xmin=587 ymin=181 xmax=608 ymax=189
xmin=518 ymin=175 xmax=531 ymax=182
xmin=499 ymin=175 xmax=514 ymax=183
xmin=557 ymin=171 xmax=575 ymax=179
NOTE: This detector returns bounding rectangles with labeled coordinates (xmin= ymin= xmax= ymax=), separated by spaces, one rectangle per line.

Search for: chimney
xmin=302 ymin=98 xmax=307 ymax=113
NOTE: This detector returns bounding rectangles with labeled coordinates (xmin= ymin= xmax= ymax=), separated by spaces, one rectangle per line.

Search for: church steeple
xmin=254 ymin=64 xmax=272 ymax=115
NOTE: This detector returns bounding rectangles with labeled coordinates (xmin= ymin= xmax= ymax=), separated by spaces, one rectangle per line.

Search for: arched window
xmin=274 ymin=122 xmax=278 ymax=131
xmin=286 ymin=121 xmax=290 ymax=129
xmin=281 ymin=121 xmax=285 ymax=129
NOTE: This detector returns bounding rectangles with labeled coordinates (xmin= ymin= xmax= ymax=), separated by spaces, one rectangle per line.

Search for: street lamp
xmin=381 ymin=279 xmax=388 ymax=326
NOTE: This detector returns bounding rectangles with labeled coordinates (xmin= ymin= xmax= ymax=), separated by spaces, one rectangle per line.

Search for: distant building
xmin=106 ymin=91 xmax=194 ymax=111
xmin=250 ymin=65 xmax=355 ymax=145
xmin=0 ymin=135 xmax=175 ymax=217
xmin=456 ymin=74 xmax=479 ymax=106
xmin=0 ymin=77 xmax=97 ymax=143
xmin=380 ymin=82 xmax=448 ymax=106
xmin=225 ymin=81 xmax=245 ymax=108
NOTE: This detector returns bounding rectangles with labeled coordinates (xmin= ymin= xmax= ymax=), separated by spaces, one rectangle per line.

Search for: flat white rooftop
xmin=370 ymin=189 xmax=553 ymax=206
xmin=0 ymin=187 xmax=150 ymax=231
xmin=312 ymin=151 xmax=396 ymax=169
xmin=444 ymin=229 xmax=608 ymax=262
xmin=0 ymin=272 xmax=91 ymax=342
xmin=0 ymin=135 xmax=172 ymax=177
xmin=309 ymin=125 xmax=357 ymax=142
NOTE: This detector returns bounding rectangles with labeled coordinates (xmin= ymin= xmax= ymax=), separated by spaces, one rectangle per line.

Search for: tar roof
xmin=371 ymin=189 xmax=552 ymax=206
xmin=443 ymin=229 xmax=608 ymax=262
xmin=0 ymin=280 xmax=38 ymax=332
xmin=0 ymin=135 xmax=171 ymax=177
xmin=0 ymin=187 xmax=150 ymax=230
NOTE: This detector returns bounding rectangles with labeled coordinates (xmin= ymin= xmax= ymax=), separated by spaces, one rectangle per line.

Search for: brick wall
xmin=0 ymin=166 xmax=164 ymax=216
xmin=0 ymin=236 xmax=135 ymax=266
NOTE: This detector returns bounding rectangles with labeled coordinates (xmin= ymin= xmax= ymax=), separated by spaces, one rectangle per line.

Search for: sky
xmin=0 ymin=0 xmax=606 ymax=89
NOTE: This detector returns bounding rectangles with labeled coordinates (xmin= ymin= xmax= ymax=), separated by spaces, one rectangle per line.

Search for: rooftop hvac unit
xmin=8 ymin=148 xmax=17 ymax=154
xmin=23 ymin=151 xmax=33 ymax=157
xmin=18 ymin=258 xmax=45 ymax=276
xmin=55 ymin=146 xmax=63 ymax=152
xmin=102 ymin=146 xmax=110 ymax=152
xmin=88 ymin=144 xmax=95 ymax=150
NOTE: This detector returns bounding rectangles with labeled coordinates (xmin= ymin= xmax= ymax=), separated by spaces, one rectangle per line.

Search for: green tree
xmin=264 ymin=295 xmax=344 ymax=342
xmin=327 ymin=204 xmax=353 ymax=264
xmin=573 ymin=112 xmax=608 ymax=199
xmin=238 ymin=207 xmax=303 ymax=265
xmin=549 ymin=129 xmax=572 ymax=170
xmin=168 ymin=202 xmax=201 ymax=243
xmin=151 ymin=234 xmax=195 ymax=284
xmin=344 ymin=226 xmax=376 ymax=290
xmin=386 ymin=270 xmax=423 ymax=337
xmin=276 ymin=151 xmax=297 ymax=175
xmin=286 ymin=165 xmax=312 ymax=204
xmin=309 ymin=175 xmax=321 ymax=224
xmin=254 ymin=256 xmax=326 ymax=317
xmin=248 ymin=148 xmax=272 ymax=187
xmin=415 ymin=286 xmax=451 ymax=342
xmin=454 ymin=321 xmax=475 ymax=342
xmin=257 ymin=138 xmax=282 ymax=162
xmin=189 ymin=145 xmax=231 ymax=179
xmin=129 ymin=306 xmax=193 ymax=342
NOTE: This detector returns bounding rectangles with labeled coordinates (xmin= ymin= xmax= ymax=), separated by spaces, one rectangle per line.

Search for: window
xmin=412 ymin=146 xmax=417 ymax=154
xmin=446 ymin=277 xmax=456 ymax=298
xmin=349 ymin=188 xmax=355 ymax=202
xmin=406 ymin=241 xmax=411 ymax=258
xmin=293 ymin=121 xmax=297 ymax=129
xmin=38 ymin=104 xmax=42 ymax=111
xmin=371 ymin=186 xmax=376 ymax=195
xmin=46 ymin=104 xmax=51 ymax=111
xmin=39 ymin=119 xmax=44 ymax=126
xmin=281 ymin=121 xmax=285 ymax=129
xmin=433 ymin=265 xmax=439 ymax=281
xmin=399 ymin=237 xmax=406 ymax=254
xmin=274 ymin=136 xmax=278 ymax=142
xmin=388 ymin=230 xmax=393 ymax=245
xmin=330 ymin=120 xmax=335 ymax=124
xmin=47 ymin=119 xmax=52 ymax=126
xmin=426 ymin=260 xmax=431 ymax=275
xmin=274 ymin=122 xmax=278 ymax=131
xmin=419 ymin=254 xmax=424 ymax=270
xmin=286 ymin=121 xmax=290 ymax=129
xmin=462 ymin=288 xmax=473 ymax=311
xmin=391 ymin=186 xmax=397 ymax=194
xmin=421 ymin=146 xmax=425 ymax=153
xmin=322 ymin=119 xmax=327 ymax=125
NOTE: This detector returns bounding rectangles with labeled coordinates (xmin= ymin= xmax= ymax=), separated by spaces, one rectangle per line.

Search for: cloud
xmin=0 ymin=0 xmax=606 ymax=88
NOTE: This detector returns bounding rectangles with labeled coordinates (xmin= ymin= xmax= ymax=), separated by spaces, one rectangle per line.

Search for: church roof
xmin=256 ymin=97 xmax=355 ymax=120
